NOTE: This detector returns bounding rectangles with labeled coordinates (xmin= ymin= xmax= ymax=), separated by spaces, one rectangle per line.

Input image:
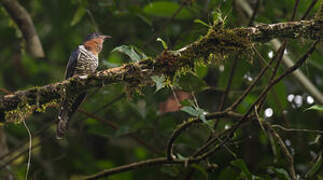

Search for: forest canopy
xmin=0 ymin=0 xmax=322 ymax=179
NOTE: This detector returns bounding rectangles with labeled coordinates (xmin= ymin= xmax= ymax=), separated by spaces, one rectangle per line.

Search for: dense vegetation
xmin=0 ymin=0 xmax=322 ymax=179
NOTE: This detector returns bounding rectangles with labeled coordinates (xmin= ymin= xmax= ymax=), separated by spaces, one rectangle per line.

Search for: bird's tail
xmin=56 ymin=92 xmax=87 ymax=139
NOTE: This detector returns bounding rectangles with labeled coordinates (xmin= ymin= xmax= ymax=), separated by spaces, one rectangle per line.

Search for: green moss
xmin=5 ymin=102 xmax=33 ymax=123
xmin=35 ymin=99 xmax=58 ymax=113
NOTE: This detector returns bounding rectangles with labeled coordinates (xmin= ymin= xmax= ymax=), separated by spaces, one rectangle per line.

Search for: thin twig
xmin=228 ymin=47 xmax=276 ymax=111
xmin=146 ymin=0 xmax=190 ymax=45
xmin=248 ymin=0 xmax=261 ymax=26
xmin=218 ymin=57 xmax=238 ymax=111
xmin=265 ymin=122 xmax=297 ymax=180
xmin=290 ymin=0 xmax=300 ymax=21
xmin=166 ymin=111 xmax=243 ymax=160
xmin=84 ymin=133 xmax=227 ymax=179
xmin=301 ymin=0 xmax=319 ymax=20
xmin=225 ymin=39 xmax=319 ymax=148
xmin=82 ymin=157 xmax=199 ymax=180
xmin=272 ymin=125 xmax=323 ymax=134
xmin=0 ymin=88 xmax=12 ymax=94
xmin=0 ymin=137 xmax=44 ymax=170
xmin=257 ymin=41 xmax=287 ymax=110
xmin=237 ymin=0 xmax=323 ymax=104
xmin=86 ymin=9 xmax=99 ymax=32
xmin=22 ymin=120 xmax=32 ymax=180
xmin=78 ymin=109 xmax=161 ymax=154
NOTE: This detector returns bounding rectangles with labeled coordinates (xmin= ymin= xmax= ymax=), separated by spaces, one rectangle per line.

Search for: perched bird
xmin=56 ymin=32 xmax=111 ymax=139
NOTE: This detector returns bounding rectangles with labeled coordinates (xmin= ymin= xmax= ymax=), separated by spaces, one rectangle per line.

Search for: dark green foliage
xmin=0 ymin=0 xmax=322 ymax=180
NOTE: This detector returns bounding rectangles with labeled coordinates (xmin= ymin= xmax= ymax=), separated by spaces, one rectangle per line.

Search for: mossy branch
xmin=0 ymin=18 xmax=322 ymax=122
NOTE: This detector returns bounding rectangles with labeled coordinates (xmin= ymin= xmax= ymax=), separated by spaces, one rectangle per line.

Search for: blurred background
xmin=0 ymin=0 xmax=322 ymax=179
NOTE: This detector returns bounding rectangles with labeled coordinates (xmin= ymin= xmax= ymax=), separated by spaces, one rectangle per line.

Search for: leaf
xmin=181 ymin=106 xmax=198 ymax=117
xmin=176 ymin=153 xmax=188 ymax=160
xmin=70 ymin=6 xmax=86 ymax=26
xmin=272 ymin=168 xmax=291 ymax=180
xmin=181 ymin=106 xmax=209 ymax=125
xmin=156 ymin=38 xmax=168 ymax=50
xmin=213 ymin=10 xmax=225 ymax=24
xmin=151 ymin=75 xmax=166 ymax=92
xmin=305 ymin=104 xmax=323 ymax=111
xmin=305 ymin=154 xmax=322 ymax=178
xmin=112 ymin=45 xmax=142 ymax=62
xmin=133 ymin=46 xmax=148 ymax=59
xmin=143 ymin=1 xmax=192 ymax=20
xmin=231 ymin=159 xmax=253 ymax=180
xmin=194 ymin=19 xmax=211 ymax=28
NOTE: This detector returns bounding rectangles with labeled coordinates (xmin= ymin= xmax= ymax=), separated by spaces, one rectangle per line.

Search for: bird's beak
xmin=101 ymin=35 xmax=112 ymax=40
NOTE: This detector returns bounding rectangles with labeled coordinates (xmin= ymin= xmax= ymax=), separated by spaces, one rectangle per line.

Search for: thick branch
xmin=0 ymin=18 xmax=322 ymax=121
xmin=1 ymin=0 xmax=45 ymax=58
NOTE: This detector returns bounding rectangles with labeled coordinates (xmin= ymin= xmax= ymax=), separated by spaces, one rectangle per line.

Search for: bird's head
xmin=83 ymin=32 xmax=111 ymax=55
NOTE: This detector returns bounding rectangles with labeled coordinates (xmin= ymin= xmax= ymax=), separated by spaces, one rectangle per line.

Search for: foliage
xmin=0 ymin=0 xmax=322 ymax=180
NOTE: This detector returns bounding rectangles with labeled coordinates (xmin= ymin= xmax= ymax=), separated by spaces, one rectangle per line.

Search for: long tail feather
xmin=56 ymin=92 xmax=87 ymax=139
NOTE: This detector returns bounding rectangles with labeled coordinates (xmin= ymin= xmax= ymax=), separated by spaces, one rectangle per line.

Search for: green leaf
xmin=305 ymin=154 xmax=322 ymax=178
xmin=193 ymin=19 xmax=211 ymax=28
xmin=231 ymin=159 xmax=253 ymax=180
xmin=143 ymin=1 xmax=192 ymax=20
xmin=112 ymin=45 xmax=142 ymax=62
xmin=156 ymin=37 xmax=168 ymax=50
xmin=70 ymin=6 xmax=86 ymax=26
xmin=213 ymin=10 xmax=225 ymax=24
xmin=181 ymin=106 xmax=209 ymax=125
xmin=151 ymin=75 xmax=166 ymax=92
xmin=181 ymin=106 xmax=198 ymax=117
xmin=305 ymin=104 xmax=323 ymax=111
xmin=272 ymin=168 xmax=291 ymax=180
xmin=176 ymin=153 xmax=188 ymax=160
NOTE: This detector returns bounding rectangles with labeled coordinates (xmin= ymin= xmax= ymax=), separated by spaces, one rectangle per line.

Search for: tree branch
xmin=82 ymin=157 xmax=198 ymax=180
xmin=1 ymin=0 xmax=45 ymax=58
xmin=1 ymin=18 xmax=322 ymax=121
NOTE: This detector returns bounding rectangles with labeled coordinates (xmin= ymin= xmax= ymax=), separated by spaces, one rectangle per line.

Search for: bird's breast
xmin=75 ymin=46 xmax=99 ymax=75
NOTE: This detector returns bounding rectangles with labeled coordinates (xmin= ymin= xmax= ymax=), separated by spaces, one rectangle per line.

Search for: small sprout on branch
xmin=156 ymin=37 xmax=168 ymax=50
xmin=194 ymin=19 xmax=211 ymax=28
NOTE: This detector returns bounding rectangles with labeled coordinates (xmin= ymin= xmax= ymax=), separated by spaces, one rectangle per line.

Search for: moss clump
xmin=5 ymin=103 xmax=33 ymax=123
xmin=35 ymin=100 xmax=58 ymax=113
xmin=197 ymin=28 xmax=252 ymax=59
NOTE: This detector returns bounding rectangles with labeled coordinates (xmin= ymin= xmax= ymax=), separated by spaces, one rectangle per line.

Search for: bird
xmin=56 ymin=32 xmax=111 ymax=139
